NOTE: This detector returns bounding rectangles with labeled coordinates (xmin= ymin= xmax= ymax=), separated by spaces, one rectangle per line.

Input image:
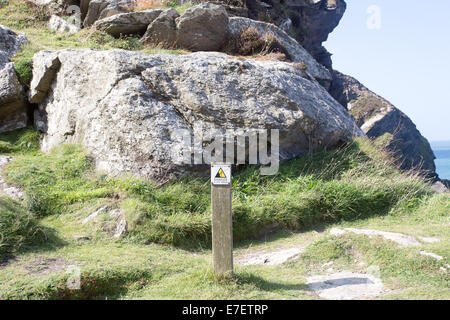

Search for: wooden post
xmin=211 ymin=163 xmax=233 ymax=277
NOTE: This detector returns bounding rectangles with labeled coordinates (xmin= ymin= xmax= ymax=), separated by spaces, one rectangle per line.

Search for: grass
xmin=0 ymin=127 xmax=40 ymax=155
xmin=1 ymin=127 xmax=433 ymax=248
xmin=0 ymin=196 xmax=48 ymax=259
xmin=0 ymin=0 xmax=447 ymax=300
xmin=0 ymin=193 xmax=447 ymax=299
xmin=133 ymin=0 xmax=194 ymax=14
xmin=0 ymin=127 xmax=448 ymax=299
xmin=0 ymin=0 xmax=187 ymax=85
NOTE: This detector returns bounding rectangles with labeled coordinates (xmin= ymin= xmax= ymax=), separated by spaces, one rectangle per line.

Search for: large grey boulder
xmin=0 ymin=63 xmax=28 ymax=133
xmin=29 ymin=52 xmax=60 ymax=105
xmin=83 ymin=0 xmax=135 ymax=27
xmin=93 ymin=9 xmax=163 ymax=37
xmin=329 ymin=70 xmax=437 ymax=180
xmin=227 ymin=16 xmax=331 ymax=82
xmin=30 ymin=49 xmax=362 ymax=180
xmin=140 ymin=9 xmax=180 ymax=47
xmin=0 ymin=25 xmax=27 ymax=66
xmin=0 ymin=26 xmax=28 ymax=134
xmin=26 ymin=0 xmax=79 ymax=15
xmin=48 ymin=15 xmax=81 ymax=33
xmin=175 ymin=2 xmax=229 ymax=51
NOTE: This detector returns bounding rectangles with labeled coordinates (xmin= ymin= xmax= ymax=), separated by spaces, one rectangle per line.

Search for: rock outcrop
xmin=233 ymin=0 xmax=438 ymax=179
xmin=27 ymin=0 xmax=79 ymax=15
xmin=88 ymin=3 xmax=330 ymax=83
xmin=90 ymin=2 xmax=329 ymax=84
xmin=227 ymin=16 xmax=331 ymax=82
xmin=93 ymin=9 xmax=163 ymax=36
xmin=140 ymin=8 xmax=180 ymax=47
xmin=0 ymin=26 xmax=28 ymax=134
xmin=30 ymin=49 xmax=362 ymax=179
xmin=442 ymin=179 xmax=450 ymax=189
xmin=242 ymin=0 xmax=347 ymax=69
xmin=83 ymin=0 xmax=135 ymax=27
xmin=175 ymin=2 xmax=229 ymax=51
xmin=0 ymin=63 xmax=28 ymax=133
xmin=329 ymin=71 xmax=437 ymax=180
xmin=0 ymin=25 xmax=27 ymax=64
xmin=48 ymin=14 xmax=81 ymax=33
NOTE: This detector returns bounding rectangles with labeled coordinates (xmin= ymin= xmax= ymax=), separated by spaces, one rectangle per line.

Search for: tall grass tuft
xmin=0 ymin=197 xmax=47 ymax=258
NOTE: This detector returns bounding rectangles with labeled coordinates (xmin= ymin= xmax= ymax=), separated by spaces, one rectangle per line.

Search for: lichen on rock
xmin=30 ymin=49 xmax=362 ymax=180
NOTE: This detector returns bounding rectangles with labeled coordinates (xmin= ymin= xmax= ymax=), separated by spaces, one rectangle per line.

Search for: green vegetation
xmin=348 ymin=93 xmax=390 ymax=126
xmin=1 ymin=128 xmax=432 ymax=248
xmin=13 ymin=56 xmax=33 ymax=86
xmin=0 ymin=0 xmax=186 ymax=84
xmin=0 ymin=1 xmax=448 ymax=299
xmin=0 ymin=128 xmax=448 ymax=299
xmin=170 ymin=2 xmax=194 ymax=15
xmin=0 ymin=127 xmax=40 ymax=155
xmin=0 ymin=196 xmax=48 ymax=258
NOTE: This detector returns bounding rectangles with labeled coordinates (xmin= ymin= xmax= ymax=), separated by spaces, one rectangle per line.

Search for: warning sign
xmin=211 ymin=164 xmax=231 ymax=185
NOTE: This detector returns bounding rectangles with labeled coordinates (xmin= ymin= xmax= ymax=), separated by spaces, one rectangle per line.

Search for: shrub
xmin=236 ymin=27 xmax=286 ymax=59
xmin=293 ymin=62 xmax=307 ymax=72
xmin=115 ymin=35 xmax=143 ymax=51
xmin=237 ymin=27 xmax=266 ymax=55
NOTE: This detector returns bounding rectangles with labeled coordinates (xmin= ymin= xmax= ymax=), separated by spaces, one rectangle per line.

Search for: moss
xmin=374 ymin=132 xmax=394 ymax=149
xmin=13 ymin=56 xmax=33 ymax=86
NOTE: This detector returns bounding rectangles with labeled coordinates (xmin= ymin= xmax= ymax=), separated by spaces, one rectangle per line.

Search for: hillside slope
xmin=0 ymin=128 xmax=448 ymax=299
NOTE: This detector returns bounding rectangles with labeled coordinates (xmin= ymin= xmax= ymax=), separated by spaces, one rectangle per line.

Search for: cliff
xmin=329 ymin=70 xmax=437 ymax=180
xmin=245 ymin=0 xmax=439 ymax=180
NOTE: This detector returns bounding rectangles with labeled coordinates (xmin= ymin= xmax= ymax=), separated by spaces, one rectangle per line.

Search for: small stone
xmin=329 ymin=228 xmax=346 ymax=236
xmin=82 ymin=206 xmax=108 ymax=224
xmin=431 ymin=181 xmax=448 ymax=194
xmin=84 ymin=0 xmax=135 ymax=27
xmin=420 ymin=251 xmax=443 ymax=261
xmin=73 ymin=235 xmax=90 ymax=241
xmin=236 ymin=247 xmax=303 ymax=266
xmin=307 ymin=271 xmax=383 ymax=300
xmin=0 ymin=62 xmax=28 ymax=134
xmin=227 ymin=16 xmax=331 ymax=81
xmin=417 ymin=236 xmax=441 ymax=244
xmin=113 ymin=216 xmax=127 ymax=238
xmin=330 ymin=228 xmax=422 ymax=247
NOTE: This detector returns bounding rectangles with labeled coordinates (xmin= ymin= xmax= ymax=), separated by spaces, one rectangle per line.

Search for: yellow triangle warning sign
xmin=215 ymin=168 xmax=226 ymax=179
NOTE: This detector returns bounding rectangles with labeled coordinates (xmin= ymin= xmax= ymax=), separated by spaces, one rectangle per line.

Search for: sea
xmin=431 ymin=141 xmax=450 ymax=180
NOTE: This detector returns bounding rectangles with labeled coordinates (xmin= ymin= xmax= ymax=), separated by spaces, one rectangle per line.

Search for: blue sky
xmin=325 ymin=0 xmax=450 ymax=142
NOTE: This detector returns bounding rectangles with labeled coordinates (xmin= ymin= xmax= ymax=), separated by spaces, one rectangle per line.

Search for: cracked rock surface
xmin=30 ymin=49 xmax=362 ymax=180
